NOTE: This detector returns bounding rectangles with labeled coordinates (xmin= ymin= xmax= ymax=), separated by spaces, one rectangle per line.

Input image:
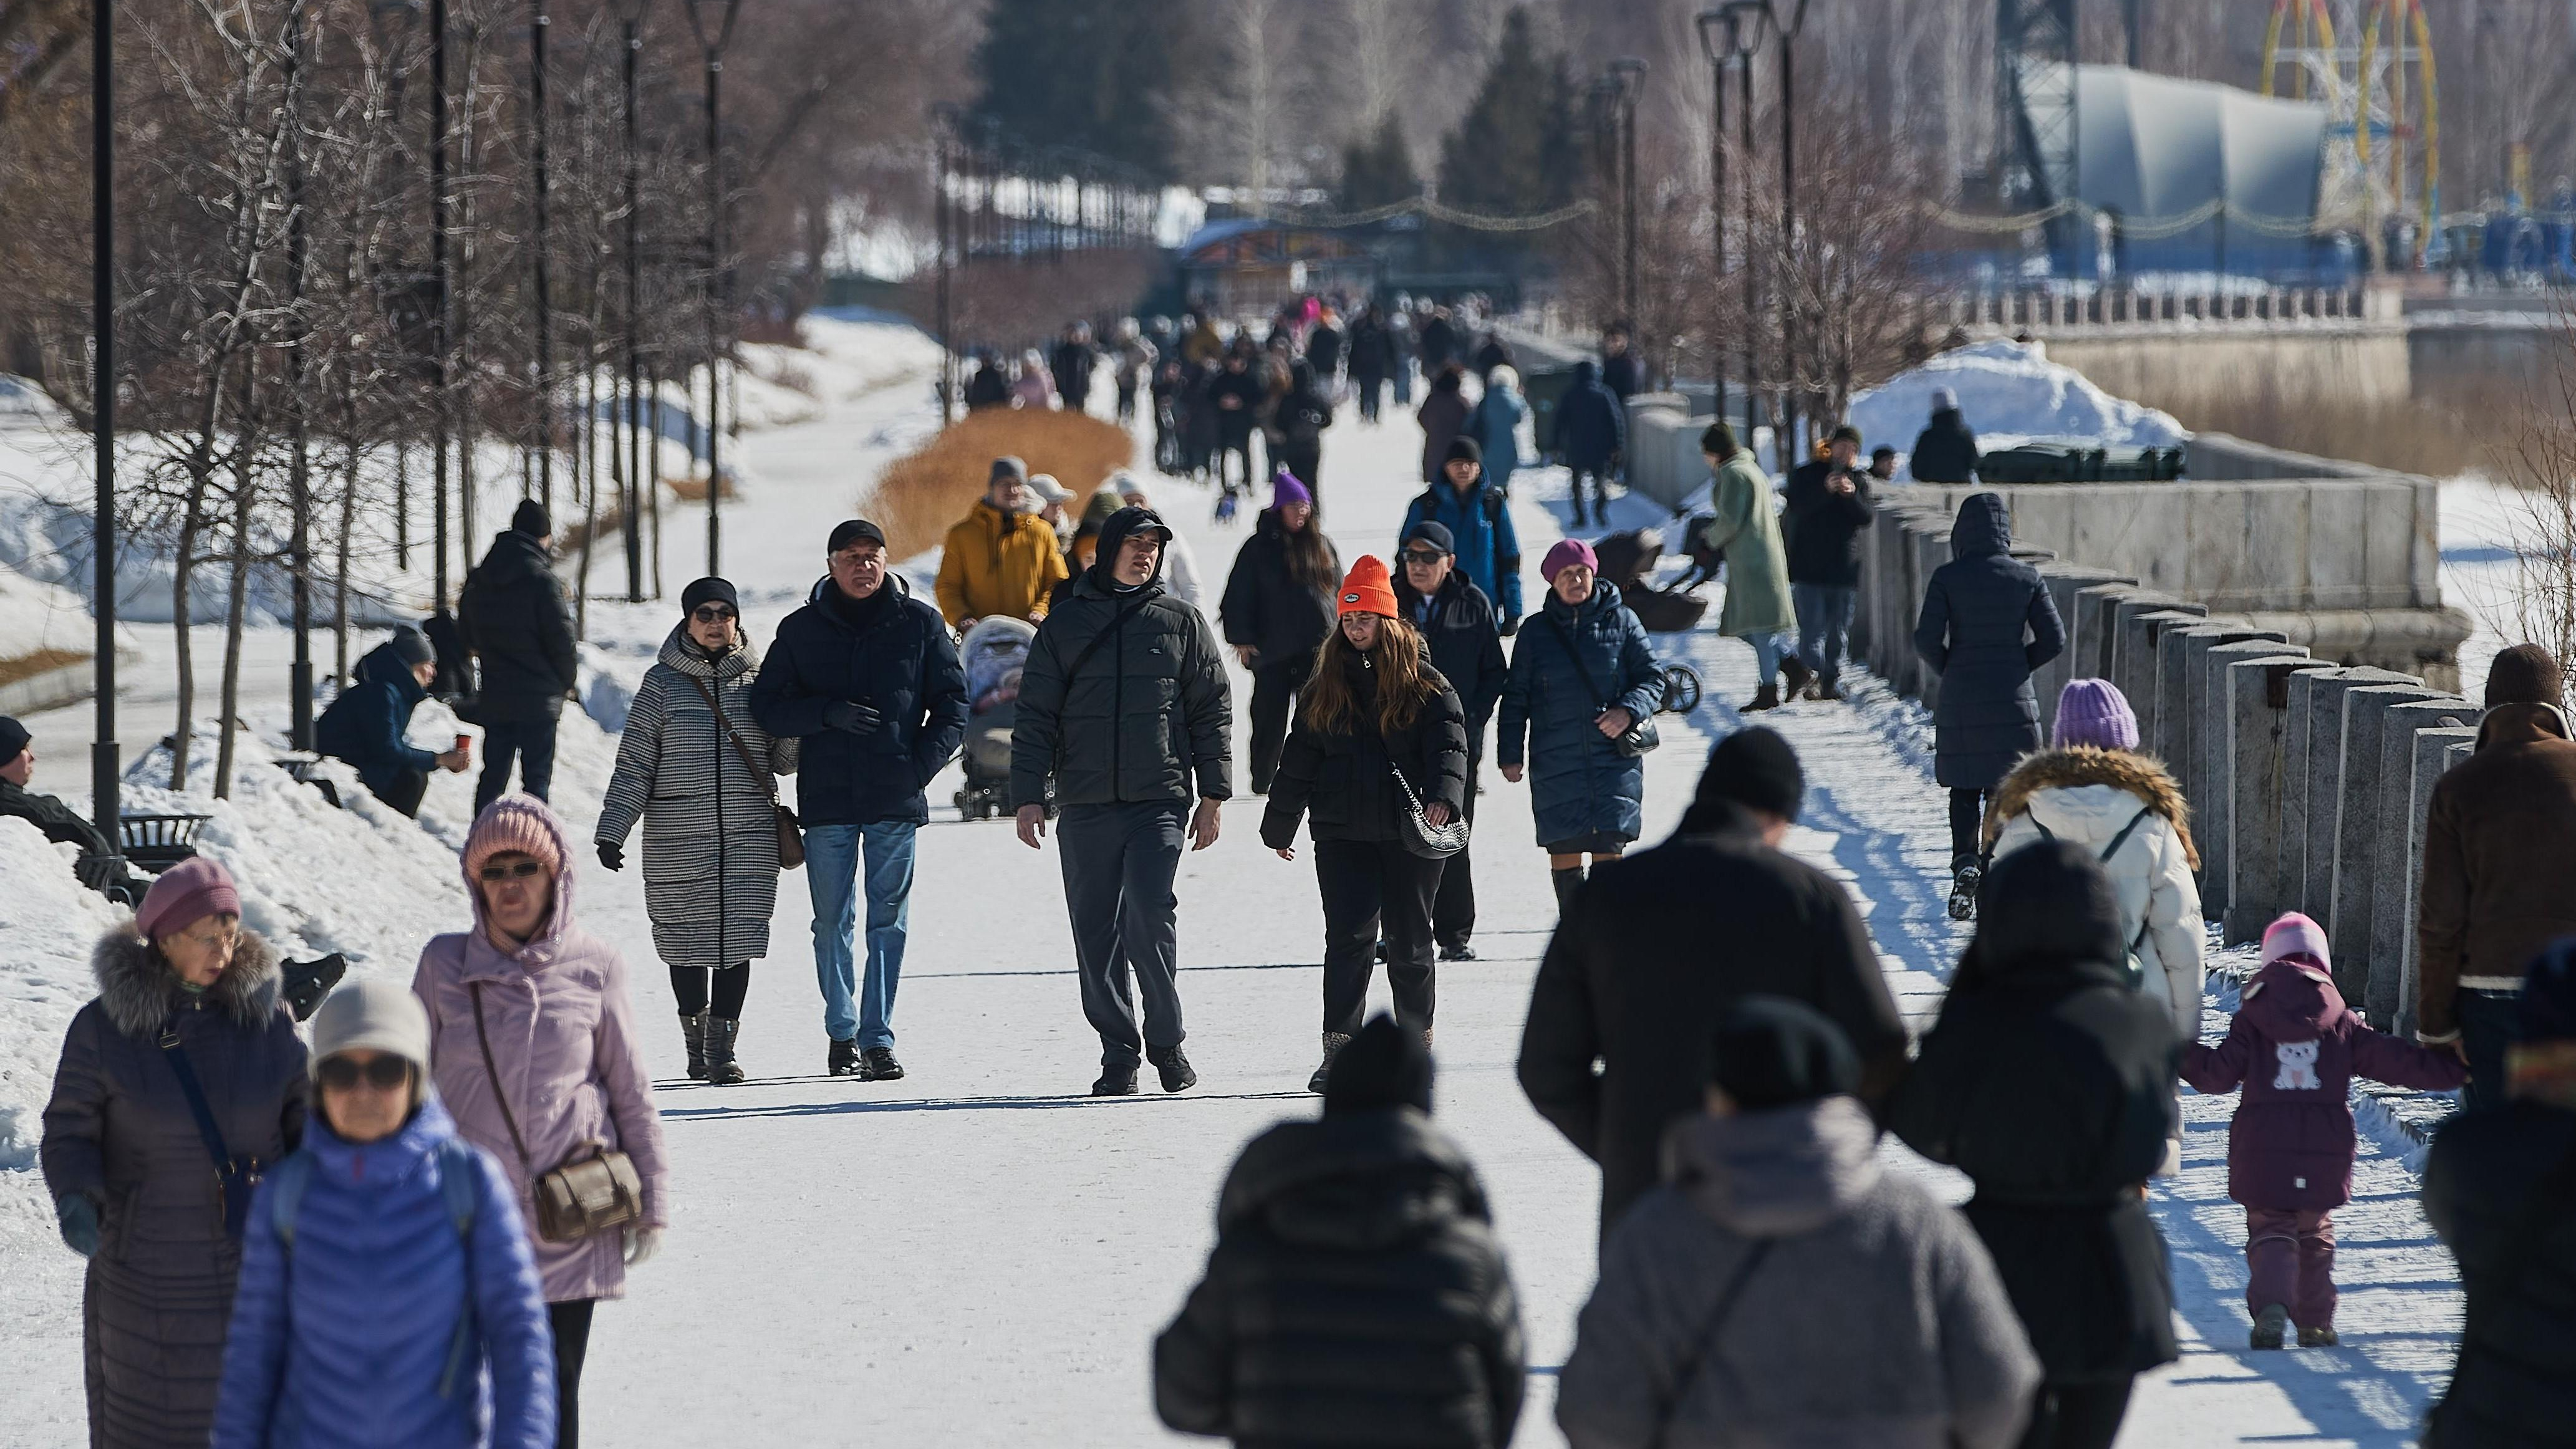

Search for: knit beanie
xmin=2053 ymin=678 xmax=2140 ymax=751
xmin=680 ymin=576 xmax=739 ymax=615
xmin=386 ymin=627 xmax=436 ymax=670
xmin=309 ymin=978 xmax=433 ymax=1077
xmin=988 ymin=455 xmax=1028 ymax=487
xmin=2486 ymin=643 xmax=2567 ymax=710
xmin=0 ymin=714 xmax=31 ymax=764
xmin=1271 ymin=467 xmax=1313 ymax=510
xmin=135 ymin=855 xmax=243 ymax=943
xmin=1338 ymin=556 xmax=1398 ymax=618
xmin=1324 ymin=1013 xmax=1434 ymax=1115
xmin=1082 ymin=487 xmax=1126 ymax=530
xmin=1541 ymin=537 xmax=1598 ymax=581
xmin=2260 ymin=912 xmax=2332 ymax=973
xmin=1708 ymin=996 xmax=1860 ymax=1109
xmin=1697 ymin=727 xmax=1805 ymax=821
xmin=511 ymin=499 xmax=552 ymax=538
xmin=463 ymin=794 xmax=567 ymax=886
xmin=1443 ymin=436 xmax=1482 ymax=467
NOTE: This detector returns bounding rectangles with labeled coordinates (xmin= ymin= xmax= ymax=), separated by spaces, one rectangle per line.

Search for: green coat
xmin=1699 ymin=451 xmax=1797 ymax=638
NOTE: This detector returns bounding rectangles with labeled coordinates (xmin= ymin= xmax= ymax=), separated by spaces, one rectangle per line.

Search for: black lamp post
xmin=531 ymin=0 xmax=552 ymax=512
xmin=932 ymin=104 xmax=957 ymax=426
xmin=1608 ymin=59 xmax=1647 ymax=343
xmin=1776 ymin=0 xmax=1811 ymax=461
xmin=369 ymin=0 xmax=418 ymax=574
xmin=90 ymin=0 xmax=120 ymax=852
xmin=430 ymin=0 xmax=454 ymax=612
xmin=1695 ymin=12 xmax=1734 ymax=425
xmin=285 ymin=0 xmax=314 ymax=748
xmin=1721 ymin=0 xmax=1769 ymax=444
xmin=682 ymin=0 xmax=740 ymax=577
xmin=619 ymin=0 xmax=650 ymax=602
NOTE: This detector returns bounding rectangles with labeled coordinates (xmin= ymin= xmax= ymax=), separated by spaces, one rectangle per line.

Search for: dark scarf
xmin=829 ymin=579 xmax=895 ymax=634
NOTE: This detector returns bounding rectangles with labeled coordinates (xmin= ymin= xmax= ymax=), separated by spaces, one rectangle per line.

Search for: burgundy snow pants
xmin=2245 ymin=1206 xmax=2338 ymax=1329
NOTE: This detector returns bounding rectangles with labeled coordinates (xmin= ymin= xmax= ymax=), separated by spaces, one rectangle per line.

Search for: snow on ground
xmin=1852 ymin=339 xmax=2189 ymax=476
xmin=0 ymin=322 xmax=2466 ymax=1446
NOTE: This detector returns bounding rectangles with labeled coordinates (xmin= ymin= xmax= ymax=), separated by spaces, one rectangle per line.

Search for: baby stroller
xmin=1591 ymin=525 xmax=1710 ymax=634
xmin=955 ymin=617 xmax=1036 ymax=821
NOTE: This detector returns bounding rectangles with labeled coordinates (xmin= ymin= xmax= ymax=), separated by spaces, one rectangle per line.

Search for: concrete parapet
xmin=2395 ymin=728 xmax=2485 ymax=1038
xmin=2222 ymin=652 xmax=2325 ymax=941
xmin=2037 ymin=567 xmax=2130 ymax=731
xmin=2294 ymin=667 xmax=2418 ymax=930
xmin=2233 ymin=607 xmax=2477 ymax=693
xmin=2118 ymin=606 xmax=2207 ymax=752
xmin=2173 ymin=628 xmax=2280 ymax=911
xmin=2370 ymin=700 xmax=2481 ymax=1026
xmin=1909 ymin=525 xmax=1953 ymax=711
xmin=2330 ymin=683 xmax=2446 ymax=1003
xmin=2075 ymin=584 xmax=2142 ymax=681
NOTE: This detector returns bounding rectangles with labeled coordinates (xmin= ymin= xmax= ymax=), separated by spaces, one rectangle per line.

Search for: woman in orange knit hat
xmin=1261 ymin=556 xmax=1471 ymax=1092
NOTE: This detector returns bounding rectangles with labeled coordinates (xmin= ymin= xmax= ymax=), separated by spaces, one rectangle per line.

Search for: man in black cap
xmin=457 ymin=499 xmax=579 ymax=809
xmin=314 ymin=626 xmax=470 ymax=817
xmin=1394 ymin=519 xmax=1507 ymax=960
xmin=1517 ymin=726 xmax=1909 ymax=1241
xmin=1012 ymin=505 xmax=1233 ymax=1096
xmin=753 ymin=518 xmax=968 ymax=1080
xmin=0 ymin=715 xmax=152 ymax=898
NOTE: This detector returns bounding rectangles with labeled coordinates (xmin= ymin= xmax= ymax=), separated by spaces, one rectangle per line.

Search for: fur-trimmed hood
xmin=90 ymin=920 xmax=282 ymax=1039
xmin=1984 ymin=746 xmax=2199 ymax=869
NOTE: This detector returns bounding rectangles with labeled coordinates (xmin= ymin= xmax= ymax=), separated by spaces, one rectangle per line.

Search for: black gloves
xmin=597 ymin=839 xmax=624 ymax=872
xmin=57 ymin=1193 xmax=100 ymax=1258
xmin=281 ymin=953 xmax=348 ymax=1022
xmin=824 ymin=701 xmax=884 ymax=736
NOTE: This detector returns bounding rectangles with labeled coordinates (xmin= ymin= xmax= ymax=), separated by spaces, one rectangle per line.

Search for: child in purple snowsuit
xmin=2181 ymin=913 xmax=2467 ymax=1347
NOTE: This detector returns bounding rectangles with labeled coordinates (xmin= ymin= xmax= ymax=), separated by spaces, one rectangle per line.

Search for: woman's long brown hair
xmin=1302 ymin=615 xmax=1439 ymax=736
xmin=1276 ymin=508 xmax=1339 ymax=592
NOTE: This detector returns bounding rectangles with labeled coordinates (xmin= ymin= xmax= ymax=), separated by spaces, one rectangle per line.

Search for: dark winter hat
xmin=1700 ymin=422 xmax=1738 ymax=457
xmin=1828 ymin=423 xmax=1863 ymax=448
xmin=511 ymin=499 xmax=552 ymax=538
xmin=827 ymin=519 xmax=887 ymax=555
xmin=1402 ymin=520 xmax=1455 ymax=556
xmin=1972 ymin=840 xmax=2126 ymax=980
xmin=1708 ymin=996 xmax=1860 ymax=1109
xmin=988 ymin=455 xmax=1029 ymax=488
xmin=1443 ymin=436 xmax=1482 ymax=467
xmin=2517 ymin=938 xmax=2576 ymax=1045
xmin=2486 ymin=643 xmax=2566 ymax=710
xmin=1872 ymin=445 xmax=1898 ymax=461
xmin=1324 ymin=1013 xmax=1434 ymax=1116
xmin=680 ymin=577 xmax=740 ymax=615
xmin=0 ymin=715 xmax=29 ymax=764
xmin=386 ymin=627 xmax=436 ymax=670
xmin=1696 ymin=727 xmax=1805 ymax=822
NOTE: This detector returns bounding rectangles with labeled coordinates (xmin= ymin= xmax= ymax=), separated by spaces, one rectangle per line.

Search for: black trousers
xmin=1315 ymin=839 xmax=1440 ymax=1036
xmin=377 ymin=767 xmax=430 ymax=818
xmin=670 ymin=961 xmax=750 ymax=1018
xmin=1570 ymin=465 xmax=1613 ymax=518
xmin=1949 ymin=787 xmax=1993 ymax=870
xmin=1432 ymin=748 xmax=1482 ymax=950
xmin=1058 ymin=801 xmax=1189 ymax=1067
xmin=1354 ymin=372 xmax=1383 ymax=421
xmin=550 ymin=1299 xmax=596 ymax=1449
xmin=2018 ymin=1377 xmax=2134 ymax=1449
xmin=1280 ymin=441 xmax=1322 ymax=501
xmin=476 ymin=715 xmax=560 ymax=812
xmin=1248 ymin=650 xmax=1318 ymax=794
xmin=1217 ymin=434 xmax=1257 ymax=493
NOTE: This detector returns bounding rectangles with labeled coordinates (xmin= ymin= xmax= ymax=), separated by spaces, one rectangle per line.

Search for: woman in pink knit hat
xmin=412 ymin=794 xmax=670 ymax=1449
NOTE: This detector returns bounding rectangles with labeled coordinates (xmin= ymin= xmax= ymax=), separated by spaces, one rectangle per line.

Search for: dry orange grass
xmin=0 ymin=647 xmax=85 ymax=688
xmin=867 ymin=408 xmax=1134 ymax=557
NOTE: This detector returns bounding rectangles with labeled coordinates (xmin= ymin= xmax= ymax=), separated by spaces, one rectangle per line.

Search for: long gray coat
xmin=41 ymin=925 xmax=308 ymax=1448
xmin=598 ymin=625 xmax=799 ymax=971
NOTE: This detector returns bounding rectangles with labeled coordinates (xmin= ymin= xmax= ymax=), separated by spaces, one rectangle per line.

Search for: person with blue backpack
xmin=214 ymin=980 xmax=555 ymax=1448
xmin=1401 ymin=438 xmax=1524 ymax=636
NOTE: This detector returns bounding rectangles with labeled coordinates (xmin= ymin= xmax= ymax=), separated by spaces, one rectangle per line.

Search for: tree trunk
xmin=214 ymin=455 xmax=253 ymax=800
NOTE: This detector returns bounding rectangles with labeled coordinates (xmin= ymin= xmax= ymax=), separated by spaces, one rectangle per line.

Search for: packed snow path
xmin=0 ymin=324 xmax=2460 ymax=1445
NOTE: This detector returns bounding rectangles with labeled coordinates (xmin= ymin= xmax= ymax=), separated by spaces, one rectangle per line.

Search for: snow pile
xmin=0 ymin=821 xmax=123 ymax=1172
xmin=1850 ymin=340 xmax=2187 ymax=472
xmin=0 ymin=375 xmax=67 ymax=431
xmin=0 ymin=568 xmax=116 ymax=657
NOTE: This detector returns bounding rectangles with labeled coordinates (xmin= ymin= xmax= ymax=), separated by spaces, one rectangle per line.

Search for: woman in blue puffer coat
xmin=1499 ymin=537 xmax=1665 ymax=915
xmin=215 ymin=980 xmax=554 ymax=1449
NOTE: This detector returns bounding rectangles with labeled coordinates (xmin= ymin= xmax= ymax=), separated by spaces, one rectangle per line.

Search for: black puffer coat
xmin=1154 ymin=1107 xmax=1526 ymax=1449
xmin=1909 ymin=408 xmax=1981 ymax=484
xmin=41 ymin=925 xmax=309 ymax=1448
xmin=2422 ymin=1099 xmax=2576 ymax=1448
xmin=1914 ymin=493 xmax=2066 ymax=790
xmin=1399 ymin=572 xmax=1509 ymax=738
xmin=748 ymin=573 xmax=968 ymax=828
xmin=1012 ymin=510 xmax=1233 ymax=810
xmin=1219 ymin=511 xmax=1341 ymax=669
xmin=1782 ymin=460 xmax=1874 ymax=587
xmin=456 ymin=528 xmax=579 ymax=722
xmin=1261 ymin=647 xmax=1469 ymax=849
xmin=1889 ymin=842 xmax=2181 ymax=1384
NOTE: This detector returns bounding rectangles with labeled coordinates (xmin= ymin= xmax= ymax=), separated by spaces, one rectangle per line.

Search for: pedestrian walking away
xmin=2 ymin=713 xmax=160 ymax=898
xmin=935 ymin=456 xmax=1069 ymax=631
xmin=597 ymin=577 xmax=803 ymax=1086
xmin=1468 ymin=365 xmax=1528 ymax=496
xmin=42 ymin=857 xmax=311 ymax=1449
xmin=750 ymin=522 xmax=968 ymax=1081
xmin=1401 ymin=438 xmax=1524 ymax=635
xmin=1220 ymin=470 xmax=1340 ymax=796
xmin=1154 ymin=1014 xmax=1525 ymax=1449
xmin=1914 ymin=491 xmax=2066 ymax=915
xmin=1207 ymin=349 xmax=1266 ymax=496
xmin=1416 ymin=365 xmax=1474 ymax=486
xmin=457 ymin=500 xmax=579 ymax=811
xmin=1274 ymin=359 xmax=1334 ymax=501
xmin=1394 ymin=522 xmax=1508 ymax=960
xmin=1051 ymin=320 xmax=1097 ymax=413
xmin=2182 ymin=913 xmax=2466 ymax=1349
xmin=1012 ymin=506 xmax=1232 ymax=1097
xmin=1347 ymin=305 xmax=1390 ymax=423
xmin=1891 ymin=842 xmax=2181 ymax=1449
xmin=1262 ymin=557 xmax=1469 ymax=1091
xmin=1518 ymin=728 xmax=1908 ymax=1240
xmin=1781 ymin=425 xmax=1874 ymax=700
xmin=212 ymin=980 xmax=556 ymax=1448
xmin=1555 ymin=998 xmax=2039 ymax=1449
xmin=1111 ymin=319 xmax=1155 ymax=425
xmin=1910 ymin=386 xmax=1982 ymax=484
xmin=1556 ymin=360 xmax=1626 ymax=527
xmin=2416 ymin=642 xmax=2576 ymax=1107
xmin=1694 ymin=424 xmax=1798 ymax=710
xmin=411 ymin=795 xmax=672 ymax=1449
xmin=1499 ymin=538 xmax=1663 ymax=909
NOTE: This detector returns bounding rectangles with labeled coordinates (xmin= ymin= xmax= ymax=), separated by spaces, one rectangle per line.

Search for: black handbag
xmin=1387 ymin=764 xmax=1468 ymax=860
xmin=1547 ymin=614 xmax=1661 ymax=758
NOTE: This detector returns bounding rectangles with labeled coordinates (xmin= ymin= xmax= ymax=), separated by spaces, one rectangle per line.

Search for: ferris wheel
xmin=2260 ymin=0 xmax=2440 ymax=264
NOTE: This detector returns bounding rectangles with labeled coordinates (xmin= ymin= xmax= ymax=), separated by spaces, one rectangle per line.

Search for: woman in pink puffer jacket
xmin=413 ymin=794 xmax=670 ymax=1449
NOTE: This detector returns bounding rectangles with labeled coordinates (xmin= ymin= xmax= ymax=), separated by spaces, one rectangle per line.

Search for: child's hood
xmin=2241 ymin=955 xmax=2342 ymax=1035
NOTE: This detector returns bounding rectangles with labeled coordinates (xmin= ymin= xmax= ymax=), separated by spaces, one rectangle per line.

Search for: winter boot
xmin=861 ymin=1047 xmax=905 ymax=1082
xmin=1308 ymin=1032 xmax=1354 ymax=1094
xmin=704 ymin=1017 xmax=746 ymax=1086
xmin=1947 ymin=864 xmax=1983 ymax=922
xmin=1780 ymin=657 xmax=1814 ymax=701
xmin=1439 ymin=941 xmax=1478 ymax=962
xmin=1551 ymin=865 xmax=1586 ymax=916
xmin=2297 ymin=1326 xmax=2339 ymax=1348
xmin=2250 ymin=1303 xmax=2290 ymax=1350
xmin=1419 ymin=1026 xmax=1435 ymax=1054
xmin=1744 ymin=683 xmax=1782 ymax=713
xmin=827 ymin=1037 xmax=862 ymax=1077
xmin=1091 ymin=1062 xmax=1140 ymax=1096
xmin=681 ymin=1013 xmax=710 ymax=1081
xmin=1813 ymin=672 xmax=1845 ymax=702
xmin=1149 ymin=1044 xmax=1197 ymax=1093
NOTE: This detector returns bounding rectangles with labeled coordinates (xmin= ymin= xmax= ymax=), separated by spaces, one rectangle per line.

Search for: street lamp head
xmin=1718 ymin=0 xmax=1773 ymax=54
xmin=1696 ymin=10 xmax=1734 ymax=62
xmin=1611 ymin=56 xmax=1648 ymax=83
xmin=680 ymin=0 xmax=741 ymax=52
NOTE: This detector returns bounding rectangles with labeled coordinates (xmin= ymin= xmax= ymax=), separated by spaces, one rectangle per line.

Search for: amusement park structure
xmin=2260 ymin=0 xmax=2440 ymax=265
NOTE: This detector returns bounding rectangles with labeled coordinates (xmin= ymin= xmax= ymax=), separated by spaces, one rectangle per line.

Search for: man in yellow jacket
xmin=937 ymin=456 xmax=1070 ymax=629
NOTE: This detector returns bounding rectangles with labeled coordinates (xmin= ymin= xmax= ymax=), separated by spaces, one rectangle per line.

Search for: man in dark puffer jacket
xmin=456 ymin=500 xmax=579 ymax=810
xmin=1156 ymin=1014 xmax=1526 ymax=1449
xmin=1013 ymin=506 xmax=1233 ymax=1097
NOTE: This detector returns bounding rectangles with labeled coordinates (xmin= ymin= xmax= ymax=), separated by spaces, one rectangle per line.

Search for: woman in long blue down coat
xmin=1500 ymin=537 xmax=1664 ymax=917
xmin=1914 ymin=491 xmax=2064 ymax=909
xmin=1468 ymin=366 xmax=1529 ymax=496
xmin=215 ymin=980 xmax=554 ymax=1449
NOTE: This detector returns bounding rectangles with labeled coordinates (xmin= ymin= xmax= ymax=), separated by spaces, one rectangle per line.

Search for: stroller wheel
xmin=1659 ymin=664 xmax=1703 ymax=715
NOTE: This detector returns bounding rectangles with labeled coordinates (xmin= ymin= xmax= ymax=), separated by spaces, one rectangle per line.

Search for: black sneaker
xmin=861 ymin=1047 xmax=905 ymax=1082
xmin=1439 ymin=942 xmax=1478 ymax=962
xmin=1148 ymin=1045 xmax=1198 ymax=1093
xmin=1091 ymin=1062 xmax=1140 ymax=1096
xmin=1947 ymin=866 xmax=1982 ymax=922
xmin=826 ymin=1037 xmax=862 ymax=1077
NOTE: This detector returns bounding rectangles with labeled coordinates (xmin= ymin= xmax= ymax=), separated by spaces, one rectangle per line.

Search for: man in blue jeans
xmin=751 ymin=519 xmax=968 ymax=1080
xmin=1782 ymin=425 xmax=1874 ymax=702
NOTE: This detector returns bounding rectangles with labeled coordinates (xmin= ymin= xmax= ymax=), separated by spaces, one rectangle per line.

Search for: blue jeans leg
xmin=1793 ymin=584 xmax=1856 ymax=676
xmin=856 ymin=822 xmax=917 ymax=1049
xmin=804 ymin=824 xmax=863 ymax=1043
xmin=1750 ymin=631 xmax=1788 ymax=684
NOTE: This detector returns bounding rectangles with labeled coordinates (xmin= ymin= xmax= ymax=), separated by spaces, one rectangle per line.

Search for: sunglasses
xmin=317 ymin=1055 xmax=412 ymax=1092
xmin=690 ymin=605 xmax=737 ymax=624
xmin=475 ymin=860 xmax=548 ymax=883
xmin=1401 ymin=550 xmax=1448 ymax=566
